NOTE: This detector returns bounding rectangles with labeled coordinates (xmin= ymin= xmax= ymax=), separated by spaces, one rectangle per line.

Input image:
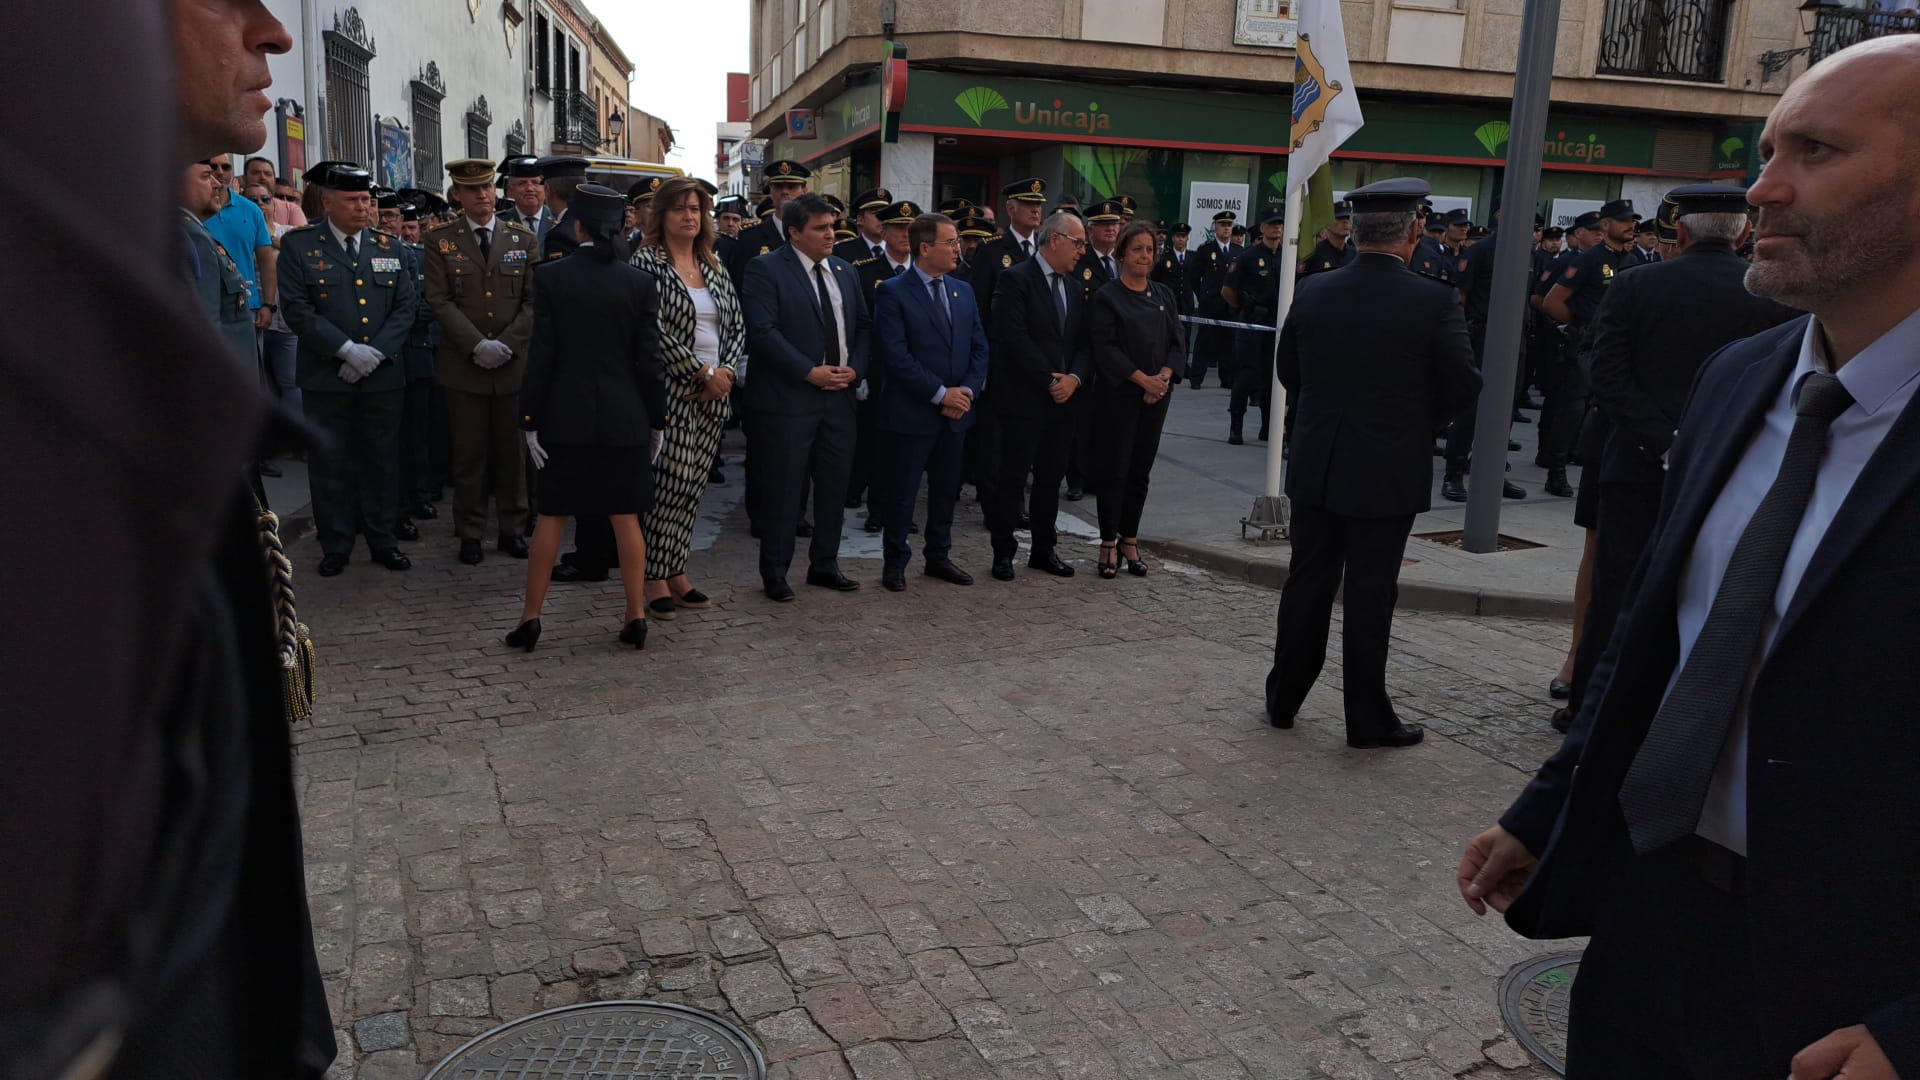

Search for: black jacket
xmin=519 ymin=251 xmax=668 ymax=444
xmin=1584 ymin=241 xmax=1800 ymax=483
xmin=725 ymin=217 xmax=785 ymax=290
xmin=989 ymin=256 xmax=1093 ymax=420
xmin=1499 ymin=316 xmax=1920 ymax=1077
xmin=1277 ymin=252 xmax=1481 ymax=517
xmin=739 ymin=245 xmax=871 ymax=417
xmin=966 ymin=229 xmax=1036 ymax=330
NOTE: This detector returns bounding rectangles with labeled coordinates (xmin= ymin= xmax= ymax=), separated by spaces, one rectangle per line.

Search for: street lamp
xmin=1761 ymin=0 xmax=1841 ymax=76
xmin=605 ymin=108 xmax=624 ymax=153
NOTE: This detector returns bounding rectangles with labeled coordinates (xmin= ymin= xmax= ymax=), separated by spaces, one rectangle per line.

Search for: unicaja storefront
xmin=766 ymin=67 xmax=1757 ymax=230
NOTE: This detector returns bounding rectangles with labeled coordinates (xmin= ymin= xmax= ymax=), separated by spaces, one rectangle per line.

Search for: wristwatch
xmin=698 ymin=365 xmax=716 ymax=382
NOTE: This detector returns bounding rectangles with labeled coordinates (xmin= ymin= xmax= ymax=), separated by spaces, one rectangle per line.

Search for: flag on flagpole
xmin=1285 ymin=0 xmax=1365 ymax=199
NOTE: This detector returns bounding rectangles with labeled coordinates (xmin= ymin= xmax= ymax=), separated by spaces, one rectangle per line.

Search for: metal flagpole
xmin=1251 ymin=181 xmax=1306 ymax=533
xmin=1461 ymin=0 xmax=1562 ymax=552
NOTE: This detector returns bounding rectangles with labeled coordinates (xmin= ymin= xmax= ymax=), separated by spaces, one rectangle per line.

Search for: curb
xmin=1146 ymin=538 xmax=1574 ymax=621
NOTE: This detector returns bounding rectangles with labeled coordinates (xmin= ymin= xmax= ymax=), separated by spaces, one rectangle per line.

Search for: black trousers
xmin=1264 ymin=505 xmax=1415 ymax=739
xmin=1443 ymin=330 xmax=1507 ymax=472
xmin=1193 ymin=306 xmax=1233 ymax=387
xmin=1228 ymin=329 xmax=1271 ymax=430
xmin=1092 ymin=391 xmax=1169 ymax=540
xmin=988 ymin=408 xmax=1072 ymax=559
xmin=1566 ymin=841 xmax=1779 ymax=1078
xmin=1540 ymin=332 xmax=1590 ymax=468
xmin=750 ymin=402 xmax=855 ymax=584
xmin=964 ymin=403 xmax=1001 ymax=505
xmin=1063 ymin=397 xmax=1093 ymax=493
xmin=304 ymin=388 xmax=403 ymax=557
xmin=397 ymin=377 xmax=434 ymax=516
xmin=1566 ymin=479 xmax=1662 ymax=718
xmin=848 ymin=394 xmax=878 ymax=505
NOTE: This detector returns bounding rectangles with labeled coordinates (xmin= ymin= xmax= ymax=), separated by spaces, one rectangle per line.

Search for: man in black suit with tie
xmin=1459 ymin=38 xmax=1920 ymax=1079
xmin=963 ymin=178 xmax=1049 ymax=505
xmin=987 ymin=210 xmax=1093 ymax=581
xmin=740 ymin=192 xmax=870 ymax=601
xmin=1264 ymin=178 xmax=1481 ymax=748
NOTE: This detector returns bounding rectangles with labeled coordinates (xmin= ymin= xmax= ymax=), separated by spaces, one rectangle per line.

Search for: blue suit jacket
xmin=740 ymin=245 xmax=870 ymax=416
xmin=871 ymin=268 xmax=989 ymax=436
xmin=1499 ymin=315 xmax=1920 ymax=1074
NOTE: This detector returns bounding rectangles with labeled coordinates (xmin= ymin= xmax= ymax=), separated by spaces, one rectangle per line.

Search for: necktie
xmin=891 ymin=263 xmax=904 ymax=278
xmin=813 ymin=264 xmax=841 ymax=366
xmin=345 ymin=233 xmax=358 ymax=263
xmin=1103 ymin=255 xmax=1115 ymax=280
xmin=927 ymin=276 xmax=952 ymax=339
xmin=1021 ymin=239 xmax=1032 ymax=260
xmin=1616 ymin=371 xmax=1856 ymax=854
xmin=477 ymin=226 xmax=492 ymax=260
xmin=872 ymin=244 xmax=882 ymax=260
xmin=1051 ymin=272 xmax=1068 ymax=329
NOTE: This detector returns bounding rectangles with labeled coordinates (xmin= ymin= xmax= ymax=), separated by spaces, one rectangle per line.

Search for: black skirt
xmin=537 ymin=443 xmax=653 ymax=517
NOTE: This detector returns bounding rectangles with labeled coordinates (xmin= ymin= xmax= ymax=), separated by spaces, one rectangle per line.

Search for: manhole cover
xmin=424 ymin=1001 xmax=766 ymax=1079
xmin=1497 ymin=950 xmax=1581 ymax=1075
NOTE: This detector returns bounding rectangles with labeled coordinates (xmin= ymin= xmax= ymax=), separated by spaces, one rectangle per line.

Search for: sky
xmin=599 ymin=0 xmax=751 ymax=182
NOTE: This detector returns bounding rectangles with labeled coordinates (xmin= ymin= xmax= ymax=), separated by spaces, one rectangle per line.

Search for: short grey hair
xmin=1035 ymin=210 xmax=1081 ymax=246
xmin=1352 ymin=210 xmax=1418 ymax=248
xmin=1679 ymin=211 xmax=1748 ymax=246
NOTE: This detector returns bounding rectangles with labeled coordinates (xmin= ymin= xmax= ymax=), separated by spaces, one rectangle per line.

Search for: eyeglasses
xmin=210 ymin=162 xmax=233 ymax=172
xmin=250 ymin=195 xmax=272 ymax=205
xmin=929 ymin=238 xmax=962 ymax=249
xmin=1057 ymin=236 xmax=1088 ymax=250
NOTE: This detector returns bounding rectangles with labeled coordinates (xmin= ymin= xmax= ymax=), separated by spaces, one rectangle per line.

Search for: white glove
xmin=336 ymin=342 xmax=382 ymax=376
xmin=649 ymin=429 xmax=665 ymax=465
xmin=525 ymin=430 xmax=548 ymax=470
xmin=473 ymin=340 xmax=513 ymax=370
xmin=336 ymin=361 xmax=364 ymax=384
xmin=855 ymin=379 xmax=869 ymax=402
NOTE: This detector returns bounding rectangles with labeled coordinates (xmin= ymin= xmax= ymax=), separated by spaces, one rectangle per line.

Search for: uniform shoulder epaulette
xmin=369 ymin=227 xmax=398 ymax=241
xmin=852 ymin=256 xmax=877 ymax=267
xmin=497 ymin=219 xmax=536 ymax=236
xmin=426 ymin=218 xmax=463 ymax=234
xmin=281 ymin=223 xmax=322 ymax=239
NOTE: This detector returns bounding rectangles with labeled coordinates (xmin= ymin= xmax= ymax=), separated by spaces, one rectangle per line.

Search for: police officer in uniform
xmin=1152 ymin=221 xmax=1195 ymax=316
xmin=1185 ymin=210 xmax=1241 ymax=389
xmin=836 ymin=187 xmax=894 ymax=263
xmin=424 ymin=158 xmax=539 ymax=565
xmin=1221 ymin=209 xmax=1285 ymax=445
xmin=1265 ymin=177 xmax=1480 ymax=748
xmin=953 ymin=212 xmax=995 ymax=280
xmin=278 ymin=165 xmax=420 ymax=576
xmin=1414 ymin=210 xmax=1456 ymax=283
xmin=395 ymin=200 xmax=440 ymax=540
xmin=1530 ymin=211 xmax=1598 ymax=477
xmin=533 ymin=155 xmax=589 ymax=262
xmin=1441 ymin=203 xmax=1531 ymax=501
xmin=725 ymin=159 xmax=811 ymax=287
xmin=1298 ymin=200 xmax=1356 ymax=278
xmin=1539 ymin=199 xmax=1639 ymax=497
xmin=850 ymin=200 xmax=921 ymax=527
xmin=964 ymin=177 xmax=1049 ymax=508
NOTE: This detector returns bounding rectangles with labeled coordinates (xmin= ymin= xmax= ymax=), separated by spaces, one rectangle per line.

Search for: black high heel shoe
xmin=1119 ymin=540 xmax=1148 ymax=577
xmin=1097 ymin=542 xmax=1118 ymax=580
xmin=618 ymin=618 xmax=648 ymax=649
xmin=504 ymin=618 xmax=541 ymax=652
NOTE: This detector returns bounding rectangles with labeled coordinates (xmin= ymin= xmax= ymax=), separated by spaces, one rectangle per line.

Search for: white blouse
xmin=688 ymin=286 xmax=722 ymax=367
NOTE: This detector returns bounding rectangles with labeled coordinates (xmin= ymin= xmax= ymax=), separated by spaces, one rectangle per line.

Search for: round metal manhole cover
xmin=1497 ymin=950 xmax=1581 ymax=1076
xmin=424 ymin=1001 xmax=766 ymax=1080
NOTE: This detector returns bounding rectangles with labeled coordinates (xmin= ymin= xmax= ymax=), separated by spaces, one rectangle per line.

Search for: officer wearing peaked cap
xmin=962 ymin=177 xmax=1049 ymax=510
xmin=849 ymin=199 xmax=924 ymax=523
xmin=1152 ymin=221 xmax=1195 ymax=317
xmin=836 ymin=187 xmax=893 ymax=263
xmin=725 ymin=158 xmax=811 ymax=286
xmin=1221 ymin=208 xmax=1288 ymax=444
xmin=494 ymin=155 xmax=548 ymax=234
xmin=1186 ymin=209 xmax=1242 ymax=389
xmin=1536 ymin=198 xmax=1640 ymax=493
xmin=1265 ymin=175 xmax=1480 ymax=749
xmin=531 ymin=155 xmax=590 ymax=262
xmin=1300 ymin=200 xmax=1356 ymax=278
xmin=1415 ymin=209 xmax=1458 ymax=285
xmin=278 ymin=165 xmax=422 ymax=576
xmin=952 ymin=213 xmax=995 ymax=281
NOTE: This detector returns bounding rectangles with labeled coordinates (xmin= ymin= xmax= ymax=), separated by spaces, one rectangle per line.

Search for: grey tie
xmin=1050 ymin=271 xmax=1067 ymax=328
xmin=1616 ymin=371 xmax=1856 ymax=854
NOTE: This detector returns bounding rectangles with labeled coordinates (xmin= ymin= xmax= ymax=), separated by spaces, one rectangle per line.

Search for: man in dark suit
xmin=1459 ymin=39 xmax=1920 ymax=1079
xmin=740 ymin=192 xmax=870 ymax=601
xmin=962 ymin=178 xmax=1049 ymax=505
xmin=870 ymin=212 xmax=990 ymax=591
xmin=850 ymin=200 xmax=921 ymax=525
xmin=1222 ymin=211 xmax=1287 ymax=445
xmin=986 ymin=210 xmax=1093 ymax=581
xmin=1264 ymin=178 xmax=1481 ymax=748
xmin=835 ymin=187 xmax=892 ymax=263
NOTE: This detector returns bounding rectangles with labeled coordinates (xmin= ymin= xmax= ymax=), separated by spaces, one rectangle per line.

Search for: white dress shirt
xmin=1009 ymin=227 xmax=1035 ymax=259
xmin=791 ymin=247 xmax=850 ymax=368
xmin=468 ymin=213 xmax=496 ymax=249
xmin=1684 ymin=308 xmax=1920 ymax=854
xmin=327 ymin=219 xmax=364 ymax=253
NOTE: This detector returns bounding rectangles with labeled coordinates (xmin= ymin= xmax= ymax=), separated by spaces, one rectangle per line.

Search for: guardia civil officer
xmin=1221 ymin=210 xmax=1286 ymax=446
xmin=1264 ymin=178 xmax=1481 ymax=748
xmin=278 ymin=165 xmax=420 ymax=575
xmin=1184 ymin=210 xmax=1241 ymax=388
xmin=1561 ymin=184 xmax=1798 ymax=740
xmin=964 ymin=177 xmax=1049 ymax=508
xmin=1298 ymin=201 xmax=1356 ymax=277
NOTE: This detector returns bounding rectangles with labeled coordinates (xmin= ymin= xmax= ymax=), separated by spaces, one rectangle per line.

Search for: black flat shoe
xmin=845 ymin=495 xmax=863 ymax=509
xmin=504 ymin=618 xmax=541 ymax=652
xmin=881 ymin=566 xmax=906 ymax=592
xmin=1551 ymin=708 xmax=1573 ymax=734
xmin=1549 ymin=679 xmax=1571 ymax=700
xmin=648 ymin=597 xmax=678 ymax=620
xmin=1513 ymin=411 xmax=1533 ymax=424
xmin=498 ymin=534 xmax=529 ymax=559
xmin=708 ymin=466 xmax=727 ymax=485
xmin=1097 ymin=542 xmax=1118 ymax=580
xmin=863 ymin=517 xmax=883 ymax=534
xmin=1028 ymin=552 xmax=1074 ymax=578
xmin=551 ymin=563 xmax=609 ymax=583
xmin=806 ymin=570 xmax=860 ymax=592
xmin=990 ymin=557 xmax=1016 ymax=582
xmin=371 ymin=549 xmax=412 ymax=571
xmin=1016 ymin=511 xmax=1031 ymax=530
xmin=1441 ymin=474 xmax=1468 ymax=502
xmin=1508 ymin=440 xmax=1522 ymax=452
xmin=394 ymin=519 xmax=420 ymax=542
xmin=924 ymin=561 xmax=973 ymax=586
xmin=618 ymin=619 xmax=648 ymax=649
xmin=764 ymin=580 xmax=796 ymax=603
xmin=672 ymin=589 xmax=711 ymax=610
xmin=1062 ymin=487 xmax=1084 ymax=502
xmin=317 ymin=554 xmax=348 ymax=577
xmin=1119 ymin=540 xmax=1147 ymax=577
xmin=1348 ymin=724 xmax=1424 ymax=749
xmin=459 ymin=539 xmax=484 ymax=565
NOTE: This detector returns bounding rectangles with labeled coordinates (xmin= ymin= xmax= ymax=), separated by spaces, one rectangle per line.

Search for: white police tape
xmin=1179 ymin=314 xmax=1276 ymax=331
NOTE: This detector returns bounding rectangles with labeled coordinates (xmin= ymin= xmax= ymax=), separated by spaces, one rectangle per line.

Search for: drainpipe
xmin=302 ymin=0 xmax=323 ymax=164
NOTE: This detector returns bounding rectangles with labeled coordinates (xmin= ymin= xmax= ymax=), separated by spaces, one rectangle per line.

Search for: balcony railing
xmin=1809 ymin=4 xmax=1920 ymax=62
xmin=1596 ymin=0 xmax=1734 ymax=81
xmin=552 ymin=89 xmax=599 ymax=151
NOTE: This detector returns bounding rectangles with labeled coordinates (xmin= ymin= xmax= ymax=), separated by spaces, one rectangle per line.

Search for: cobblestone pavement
xmin=295 ymin=487 xmax=1574 ymax=1079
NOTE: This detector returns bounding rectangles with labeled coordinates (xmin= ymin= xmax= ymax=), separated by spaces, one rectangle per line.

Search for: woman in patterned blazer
xmin=631 ymin=176 xmax=747 ymax=619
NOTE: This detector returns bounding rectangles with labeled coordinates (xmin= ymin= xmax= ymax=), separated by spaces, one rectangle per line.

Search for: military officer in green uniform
xmin=1185 ymin=210 xmax=1241 ymax=388
xmin=395 ymin=201 xmax=440 ymax=540
xmin=278 ymin=165 xmax=420 ymax=576
xmin=424 ymin=158 xmax=539 ymax=565
xmin=1221 ymin=210 xmax=1285 ymax=445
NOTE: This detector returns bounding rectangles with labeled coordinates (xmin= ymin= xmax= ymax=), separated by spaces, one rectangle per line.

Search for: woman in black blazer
xmin=1089 ymin=222 xmax=1187 ymax=578
xmin=507 ymin=185 xmax=669 ymax=650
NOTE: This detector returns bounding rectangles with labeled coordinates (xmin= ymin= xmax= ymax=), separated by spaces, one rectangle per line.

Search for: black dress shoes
xmin=504 ymin=618 xmax=541 ymax=652
xmin=708 ymin=466 xmax=727 ymax=485
xmin=552 ymin=563 xmax=608 ymax=583
xmin=990 ymin=557 xmax=1016 ymax=581
xmin=1513 ymin=410 xmax=1533 ymax=424
xmin=394 ymin=519 xmax=420 ymax=542
xmin=795 ymin=520 xmax=814 ymax=538
xmin=845 ymin=495 xmax=863 ymax=509
xmin=1267 ymin=707 xmax=1294 ymax=730
xmin=805 ymin=569 xmax=860 ymax=592
xmin=498 ymin=534 xmax=530 ymax=559
xmin=1347 ymin=724 xmax=1424 ymax=749
xmin=618 ymin=618 xmax=648 ymax=649
xmin=864 ymin=516 xmax=883 ymax=534
xmin=371 ymin=549 xmax=412 ymax=571
xmin=924 ymin=560 xmax=973 ymax=586
xmin=764 ymin=579 xmax=796 ymax=602
xmin=413 ymin=502 xmax=437 ymax=519
xmin=1551 ymin=708 xmax=1573 ymax=734
xmin=1503 ymin=480 xmax=1526 ymax=499
xmin=1016 ymin=510 xmax=1031 ymax=530
xmin=459 ymin=538 xmax=485 ymax=564
xmin=1508 ymin=440 xmax=1522 ymax=452
xmin=1441 ymin=473 xmax=1468 ymax=502
xmin=1544 ymin=467 xmax=1574 ymax=498
xmin=317 ymin=553 xmax=348 ymax=577
xmin=1062 ymin=486 xmax=1084 ymax=502
xmin=881 ymin=566 xmax=906 ymax=592
xmin=1028 ymin=551 xmax=1074 ymax=578
xmin=1549 ymin=679 xmax=1571 ymax=700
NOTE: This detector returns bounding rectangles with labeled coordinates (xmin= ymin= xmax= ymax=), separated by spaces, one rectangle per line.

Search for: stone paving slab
xmin=294 ymin=486 xmax=1572 ymax=1079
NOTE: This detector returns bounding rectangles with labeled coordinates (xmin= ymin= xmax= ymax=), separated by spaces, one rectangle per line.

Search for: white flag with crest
xmin=1285 ymin=0 xmax=1365 ymax=195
